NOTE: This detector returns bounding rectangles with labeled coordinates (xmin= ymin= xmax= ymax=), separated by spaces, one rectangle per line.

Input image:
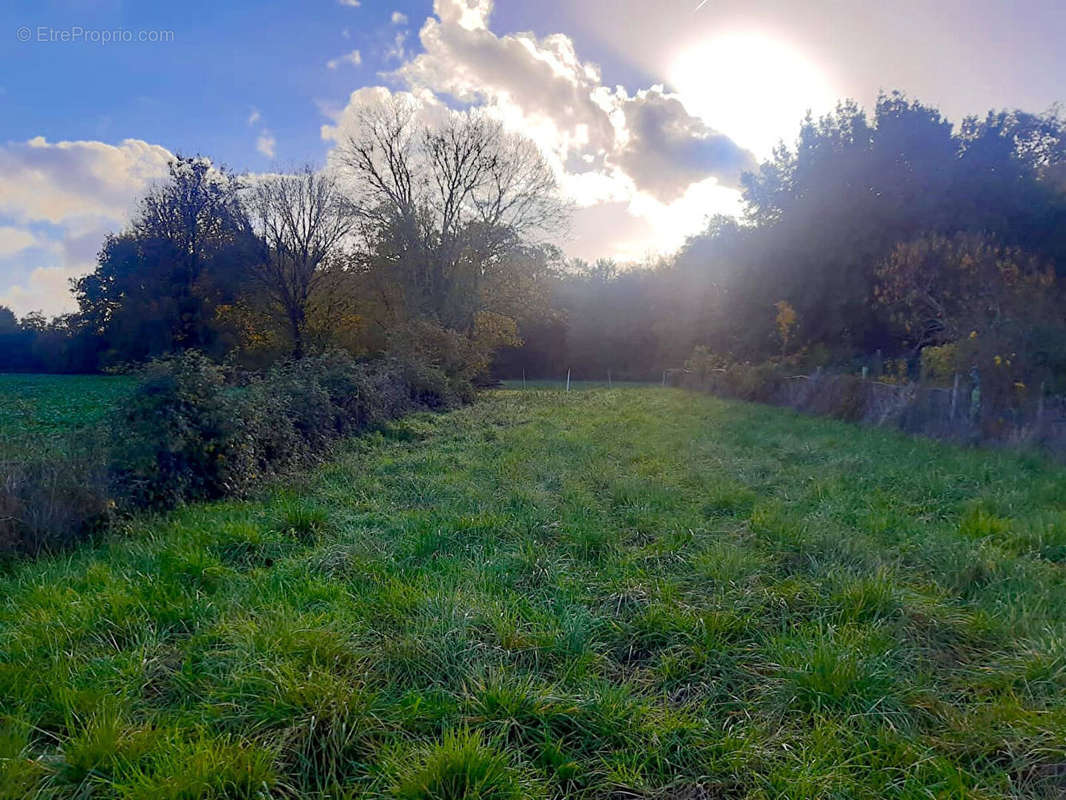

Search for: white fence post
xmin=566 ymin=369 xmax=571 ymax=392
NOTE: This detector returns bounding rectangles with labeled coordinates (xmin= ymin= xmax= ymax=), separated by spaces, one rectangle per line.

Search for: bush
xmin=110 ymin=352 xmax=254 ymax=509
xmin=387 ymin=317 xmax=516 ymax=387
xmin=683 ymin=347 xmax=786 ymax=403
xmin=401 ymin=360 xmax=462 ymax=410
xmin=0 ymin=450 xmax=110 ymax=556
xmin=2 ymin=349 xmax=475 ymax=557
xmin=114 ymin=350 xmax=472 ymax=512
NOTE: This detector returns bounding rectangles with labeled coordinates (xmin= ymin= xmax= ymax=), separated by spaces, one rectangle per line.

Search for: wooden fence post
xmin=950 ymin=373 xmax=959 ymax=420
xmin=566 ymin=369 xmax=571 ymax=392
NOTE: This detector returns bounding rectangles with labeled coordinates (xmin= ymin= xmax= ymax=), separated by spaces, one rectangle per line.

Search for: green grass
xmin=499 ymin=379 xmax=652 ymax=391
xmin=2 ymin=387 xmax=1066 ymax=798
xmin=0 ymin=374 xmax=134 ymax=455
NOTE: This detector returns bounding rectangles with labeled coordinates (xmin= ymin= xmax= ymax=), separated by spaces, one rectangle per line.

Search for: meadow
xmin=2 ymin=385 xmax=1066 ymax=798
xmin=0 ymin=374 xmax=134 ymax=455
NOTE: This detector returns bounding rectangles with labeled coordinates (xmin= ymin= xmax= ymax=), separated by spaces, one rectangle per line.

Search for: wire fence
xmin=676 ymin=367 xmax=1066 ymax=453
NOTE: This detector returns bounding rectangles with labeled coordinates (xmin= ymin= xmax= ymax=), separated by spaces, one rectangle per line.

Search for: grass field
xmin=499 ymin=379 xmax=653 ymax=390
xmin=0 ymin=374 xmax=134 ymax=455
xmin=2 ymin=386 xmax=1066 ymax=798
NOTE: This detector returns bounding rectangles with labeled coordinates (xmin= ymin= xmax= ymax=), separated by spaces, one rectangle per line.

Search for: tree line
xmin=4 ymin=92 xmax=1066 ymax=397
xmin=501 ymin=93 xmax=1066 ymax=401
xmin=1 ymin=97 xmax=564 ymax=380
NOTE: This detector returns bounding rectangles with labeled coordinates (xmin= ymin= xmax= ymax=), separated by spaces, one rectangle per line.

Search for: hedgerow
xmin=0 ymin=350 xmax=471 ymax=556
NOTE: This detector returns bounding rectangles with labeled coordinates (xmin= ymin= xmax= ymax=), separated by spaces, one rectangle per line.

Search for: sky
xmin=1 ymin=0 xmax=1064 ymax=317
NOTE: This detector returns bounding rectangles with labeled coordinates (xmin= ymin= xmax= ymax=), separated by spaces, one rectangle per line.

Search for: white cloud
xmin=338 ymin=0 xmax=360 ymax=6
xmin=0 ymin=136 xmax=173 ymax=317
xmin=327 ymin=49 xmax=363 ymax=70
xmin=391 ymin=11 xmax=408 ymax=24
xmin=256 ymin=131 xmax=277 ymax=158
xmin=0 ymin=136 xmax=171 ymax=226
xmin=0 ymin=226 xmax=37 ymax=258
xmin=434 ymin=0 xmax=492 ymax=31
xmin=248 ymin=108 xmax=261 ymax=126
xmin=322 ymin=0 xmax=755 ymax=261
xmin=0 ymin=265 xmax=86 ymax=318
xmin=322 ymin=86 xmax=449 ymax=148
xmin=385 ymin=31 xmax=407 ymax=62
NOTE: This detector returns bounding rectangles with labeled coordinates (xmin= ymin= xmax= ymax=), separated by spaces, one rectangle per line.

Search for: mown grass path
xmin=2 ymin=387 xmax=1066 ymax=798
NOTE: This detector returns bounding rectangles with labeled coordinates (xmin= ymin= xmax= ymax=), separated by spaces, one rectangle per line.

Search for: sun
xmin=670 ymin=31 xmax=839 ymax=161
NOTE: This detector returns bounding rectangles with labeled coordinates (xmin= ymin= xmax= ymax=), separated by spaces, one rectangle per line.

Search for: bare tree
xmin=334 ymin=96 xmax=568 ymax=329
xmin=244 ymin=166 xmax=356 ymax=358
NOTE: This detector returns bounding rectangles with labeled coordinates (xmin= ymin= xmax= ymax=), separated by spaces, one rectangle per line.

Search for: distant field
xmin=0 ymin=373 xmax=133 ymax=454
xmin=500 ymin=378 xmax=653 ymax=390
xmin=2 ymin=387 xmax=1066 ymax=797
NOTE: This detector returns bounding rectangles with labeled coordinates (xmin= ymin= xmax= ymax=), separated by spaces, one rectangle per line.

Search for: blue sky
xmin=2 ymin=0 xmax=435 ymax=169
xmin=1 ymin=0 xmax=1063 ymax=316
xmin=0 ymin=0 xmax=657 ymax=172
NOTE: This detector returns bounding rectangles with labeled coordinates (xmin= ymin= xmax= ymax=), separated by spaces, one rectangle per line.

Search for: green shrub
xmin=110 ymin=351 xmax=467 ymax=512
xmin=402 ymin=360 xmax=462 ymax=410
xmin=110 ymin=352 xmax=253 ymax=508
xmin=2 ymin=349 xmax=473 ymax=557
xmin=683 ymin=347 xmax=786 ymax=403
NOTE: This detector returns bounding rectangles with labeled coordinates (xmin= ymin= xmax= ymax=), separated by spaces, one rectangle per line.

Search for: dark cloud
xmin=614 ymin=90 xmax=757 ymax=202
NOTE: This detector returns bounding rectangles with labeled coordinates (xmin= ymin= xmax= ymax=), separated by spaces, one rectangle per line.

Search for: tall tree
xmin=244 ymin=167 xmax=357 ymax=358
xmin=335 ymin=96 xmax=566 ymax=331
xmin=75 ymin=155 xmax=256 ymax=364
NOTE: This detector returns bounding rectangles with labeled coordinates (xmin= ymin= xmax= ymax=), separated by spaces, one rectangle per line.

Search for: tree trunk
xmin=289 ymin=306 xmax=305 ymax=360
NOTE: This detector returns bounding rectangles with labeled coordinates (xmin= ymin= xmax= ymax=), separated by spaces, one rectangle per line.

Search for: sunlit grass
xmin=2 ymin=387 xmax=1066 ymax=797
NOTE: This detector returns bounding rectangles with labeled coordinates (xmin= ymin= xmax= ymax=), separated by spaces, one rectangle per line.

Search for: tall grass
xmin=1 ymin=387 xmax=1065 ymax=797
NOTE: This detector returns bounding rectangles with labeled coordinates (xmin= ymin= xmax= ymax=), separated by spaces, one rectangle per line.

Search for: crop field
xmin=0 ymin=374 xmax=134 ymax=456
xmin=2 ymin=386 xmax=1066 ymax=798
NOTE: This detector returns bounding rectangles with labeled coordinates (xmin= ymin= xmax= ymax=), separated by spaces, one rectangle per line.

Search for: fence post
xmin=522 ymin=369 xmax=526 ymax=389
xmin=969 ymin=367 xmax=981 ymax=424
xmin=1038 ymin=381 xmax=1045 ymax=425
xmin=608 ymin=370 xmax=612 ymax=388
xmin=662 ymin=371 xmax=667 ymax=387
xmin=950 ymin=373 xmax=959 ymax=420
xmin=566 ymin=369 xmax=571 ymax=392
